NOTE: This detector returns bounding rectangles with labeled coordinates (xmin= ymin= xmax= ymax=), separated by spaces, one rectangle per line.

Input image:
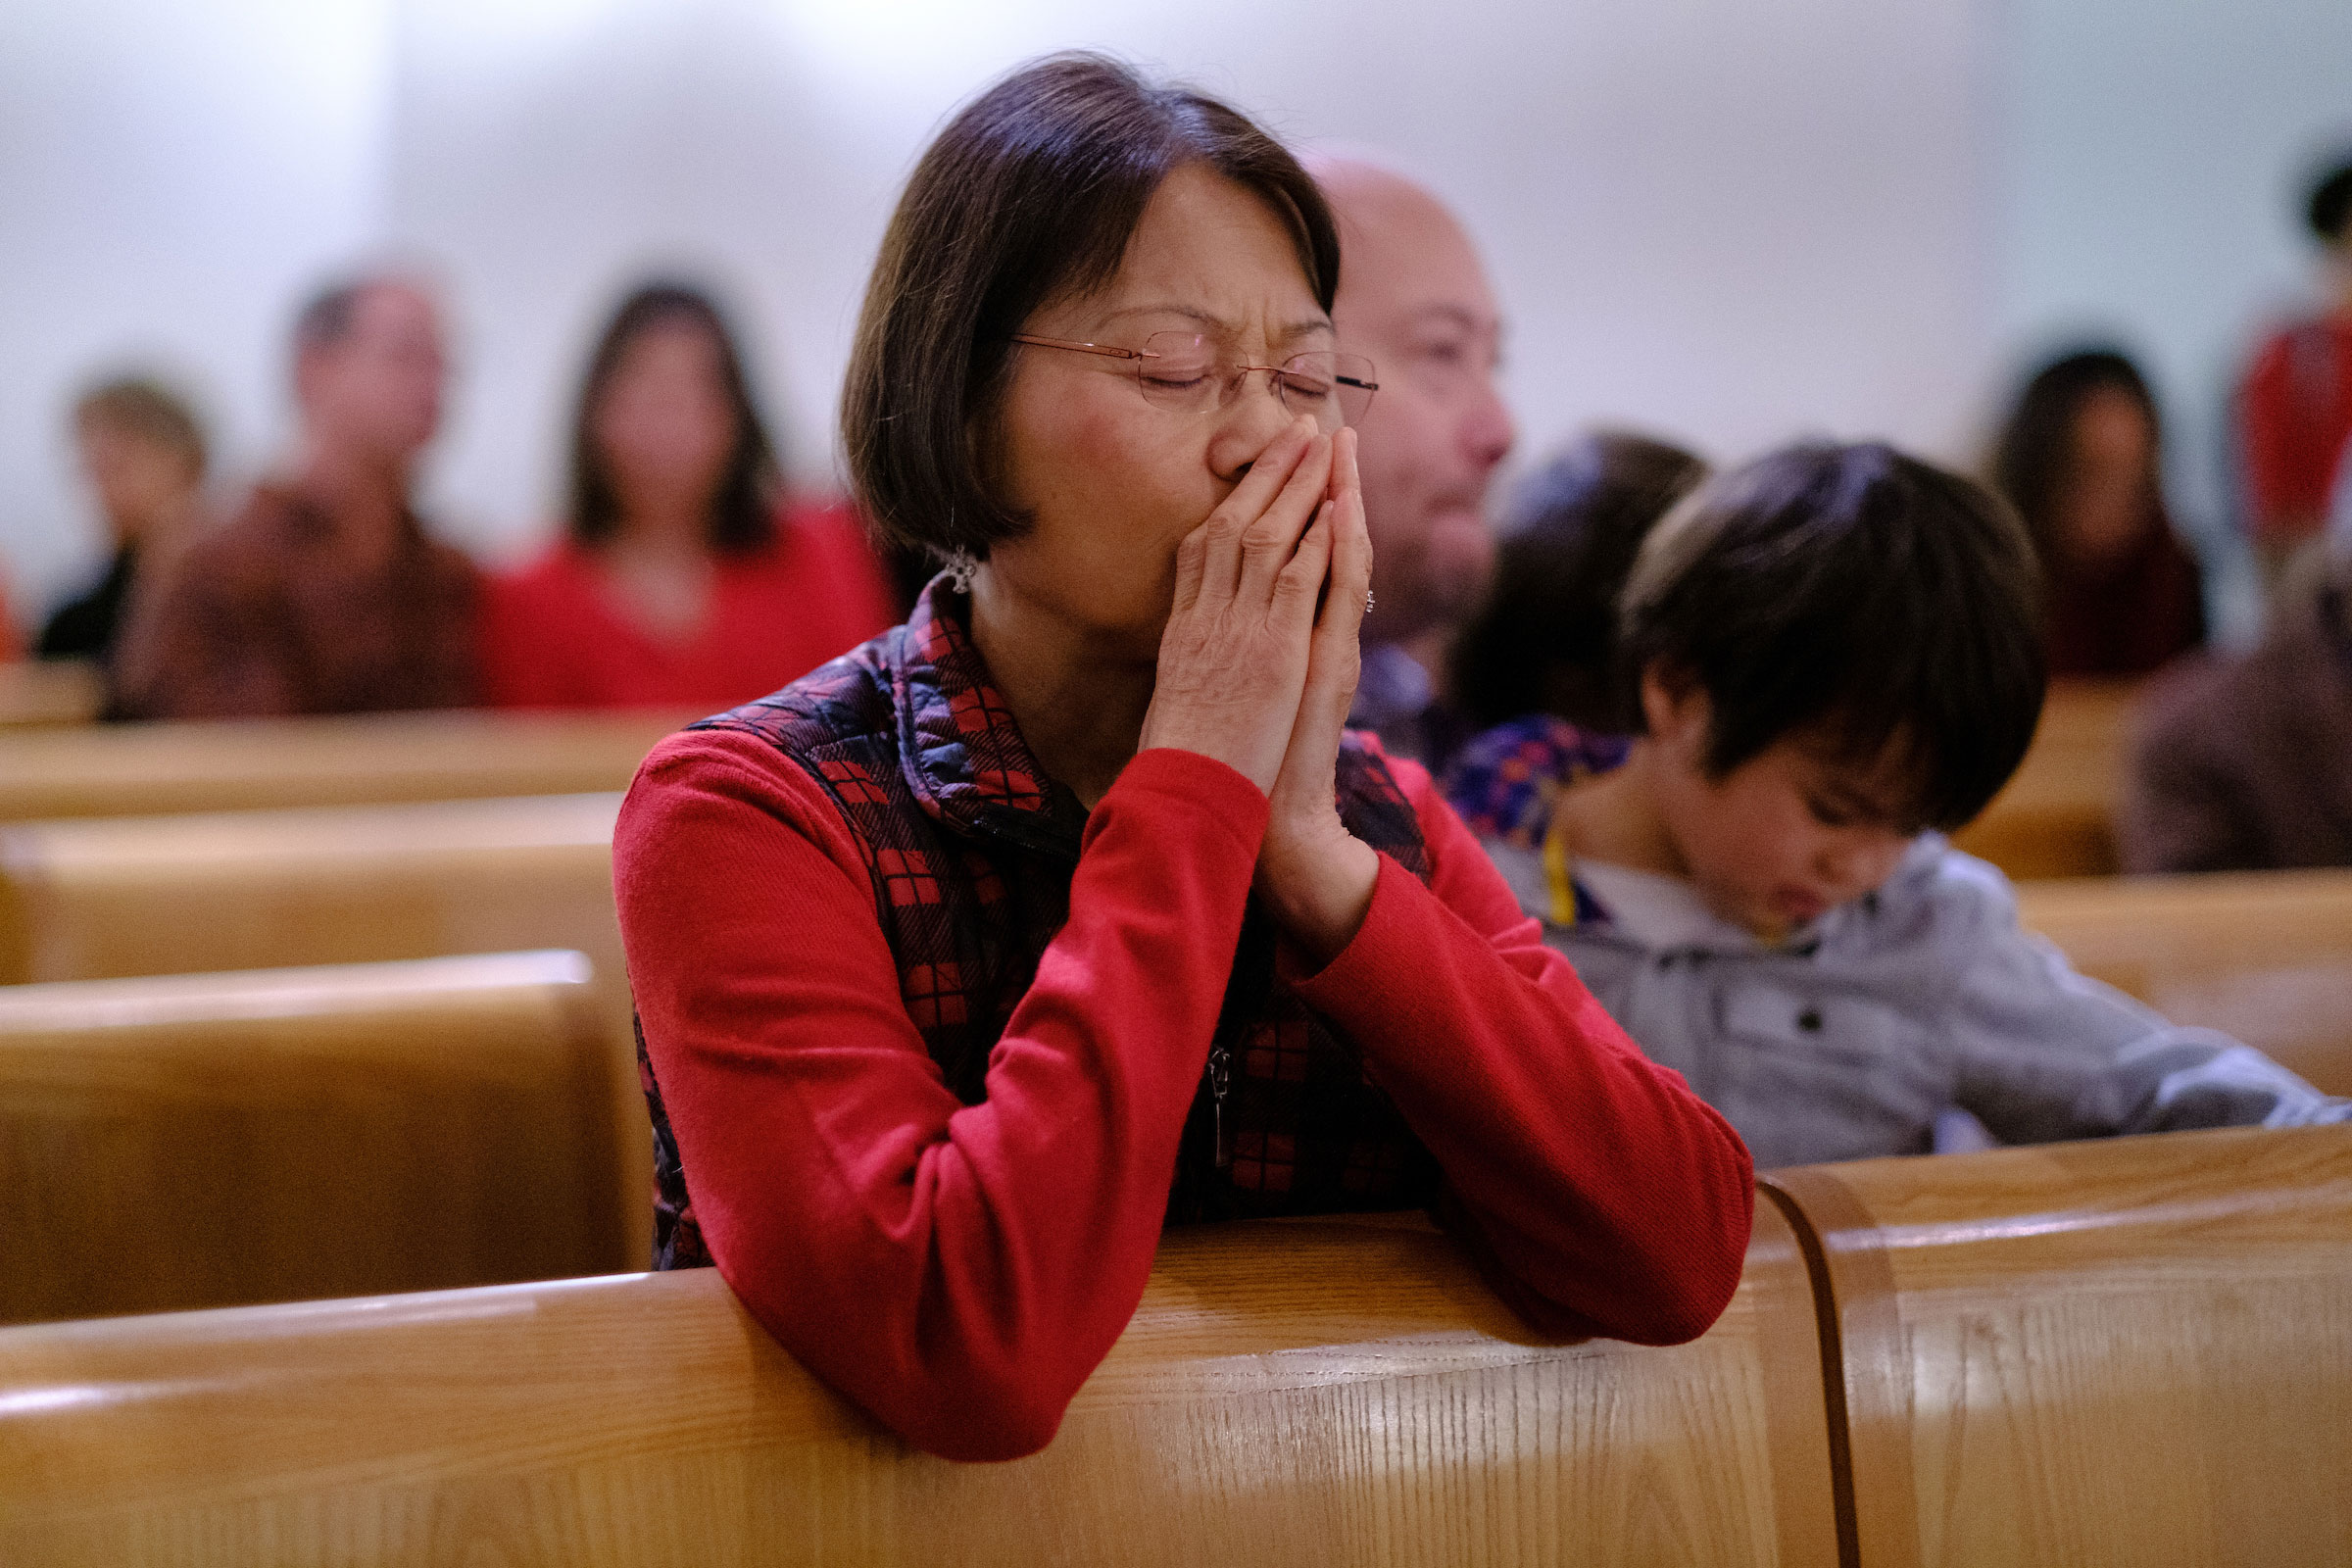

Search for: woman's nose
xmin=1208 ymin=397 xmax=1311 ymax=483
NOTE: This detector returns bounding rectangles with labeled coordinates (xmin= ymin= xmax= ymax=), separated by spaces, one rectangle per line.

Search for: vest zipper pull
xmin=1208 ymin=1042 xmax=1232 ymax=1169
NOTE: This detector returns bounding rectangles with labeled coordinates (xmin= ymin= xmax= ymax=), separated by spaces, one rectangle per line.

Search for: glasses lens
xmin=1281 ymin=352 xmax=1378 ymax=429
xmin=1136 ymin=333 xmax=1217 ymax=411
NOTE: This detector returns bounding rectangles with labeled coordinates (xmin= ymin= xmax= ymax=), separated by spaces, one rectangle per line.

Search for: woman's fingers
xmin=1236 ymin=431 xmax=1335 ymax=603
xmin=1198 ymin=417 xmax=1316 ymax=605
xmin=1272 ymin=501 xmax=1337 ymax=628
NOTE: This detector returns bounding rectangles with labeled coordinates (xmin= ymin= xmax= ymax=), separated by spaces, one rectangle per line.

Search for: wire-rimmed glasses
xmin=1011 ymin=331 xmax=1379 ymax=430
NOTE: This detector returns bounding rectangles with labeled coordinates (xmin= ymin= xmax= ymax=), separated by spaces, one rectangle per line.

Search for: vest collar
xmin=890 ymin=578 xmax=1090 ymax=858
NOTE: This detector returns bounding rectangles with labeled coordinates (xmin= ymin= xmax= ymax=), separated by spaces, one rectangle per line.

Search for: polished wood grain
xmin=1947 ymin=680 xmax=2137 ymax=881
xmin=0 ymin=1204 xmax=1839 ymax=1568
xmin=0 ymin=951 xmax=630 ymax=1325
xmin=2017 ymin=867 xmax=2352 ymax=1095
xmin=0 ymin=792 xmax=648 ymax=1261
xmin=0 ymin=706 xmax=689 ymax=820
xmin=1765 ymin=1125 xmax=2352 ymax=1568
xmin=0 ymin=660 xmax=104 ymax=729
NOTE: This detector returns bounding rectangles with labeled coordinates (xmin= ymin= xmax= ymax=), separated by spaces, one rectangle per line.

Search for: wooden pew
xmin=0 ymin=706 xmax=690 ymax=821
xmin=0 ymin=792 xmax=624 ymax=989
xmin=1947 ymin=679 xmax=2136 ymax=881
xmin=0 ymin=951 xmax=630 ymax=1326
xmin=0 ymin=1204 xmax=1838 ymax=1568
xmin=2016 ymin=868 xmax=2352 ymax=1095
xmin=0 ymin=660 xmax=105 ymax=729
xmin=1763 ymin=1124 xmax=2352 ymax=1568
xmin=0 ymin=793 xmax=647 ymax=1259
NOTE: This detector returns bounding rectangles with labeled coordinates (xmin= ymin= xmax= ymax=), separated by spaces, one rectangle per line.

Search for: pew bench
xmin=1763 ymin=1123 xmax=2352 ymax=1568
xmin=0 ymin=796 xmax=648 ymax=1261
xmin=2017 ymin=867 xmax=2352 ymax=1095
xmin=0 ymin=706 xmax=688 ymax=821
xmin=0 ymin=951 xmax=631 ymax=1326
xmin=0 ymin=659 xmax=105 ymax=729
xmin=0 ymin=1206 xmax=1839 ymax=1568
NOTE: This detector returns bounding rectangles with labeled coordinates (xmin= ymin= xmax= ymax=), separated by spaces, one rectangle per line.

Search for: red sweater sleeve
xmin=1283 ymin=756 xmax=1755 ymax=1345
xmin=614 ymin=733 xmax=1266 ymax=1461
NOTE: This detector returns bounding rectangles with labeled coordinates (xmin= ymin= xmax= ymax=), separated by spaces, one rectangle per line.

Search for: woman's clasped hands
xmin=1139 ymin=416 xmax=1383 ymax=965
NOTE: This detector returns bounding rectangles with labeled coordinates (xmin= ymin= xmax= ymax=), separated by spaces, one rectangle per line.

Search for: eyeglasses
xmin=1010 ymin=331 xmax=1378 ymax=430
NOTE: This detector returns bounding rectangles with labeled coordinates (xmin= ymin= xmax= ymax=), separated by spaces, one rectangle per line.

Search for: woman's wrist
xmin=1257 ymin=827 xmax=1381 ymax=969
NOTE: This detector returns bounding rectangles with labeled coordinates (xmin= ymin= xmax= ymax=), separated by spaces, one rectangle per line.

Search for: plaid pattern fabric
xmin=1439 ymin=714 xmax=1631 ymax=852
xmin=642 ymin=579 xmax=1443 ymax=1268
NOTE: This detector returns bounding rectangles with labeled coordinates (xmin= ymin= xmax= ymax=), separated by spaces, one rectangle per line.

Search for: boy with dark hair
xmin=1464 ymin=441 xmax=2348 ymax=1168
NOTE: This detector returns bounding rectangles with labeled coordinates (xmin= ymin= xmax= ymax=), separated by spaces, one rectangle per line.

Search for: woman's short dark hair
xmin=842 ymin=53 xmax=1341 ymax=564
xmin=1448 ymin=430 xmax=1706 ymax=732
xmin=569 ymin=282 xmax=780 ymax=555
xmin=1991 ymin=346 xmax=2170 ymax=572
xmin=1619 ymin=442 xmax=2046 ymax=834
xmin=2308 ymin=150 xmax=2352 ymax=245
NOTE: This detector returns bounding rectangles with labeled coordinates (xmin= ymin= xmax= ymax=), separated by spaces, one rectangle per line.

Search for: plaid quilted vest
xmin=642 ymin=582 xmax=1443 ymax=1268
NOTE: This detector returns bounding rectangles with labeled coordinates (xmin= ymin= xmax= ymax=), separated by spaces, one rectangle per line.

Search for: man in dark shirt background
xmin=117 ymin=271 xmax=481 ymax=719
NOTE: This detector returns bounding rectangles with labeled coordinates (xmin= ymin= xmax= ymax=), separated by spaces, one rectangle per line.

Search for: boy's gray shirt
xmin=1490 ymin=835 xmax=2350 ymax=1170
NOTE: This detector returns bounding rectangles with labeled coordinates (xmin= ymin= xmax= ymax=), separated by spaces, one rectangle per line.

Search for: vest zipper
xmin=1207 ymin=1040 xmax=1232 ymax=1168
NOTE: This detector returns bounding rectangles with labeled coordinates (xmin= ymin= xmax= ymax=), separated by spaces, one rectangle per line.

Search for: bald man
xmin=1313 ymin=157 xmax=1516 ymax=768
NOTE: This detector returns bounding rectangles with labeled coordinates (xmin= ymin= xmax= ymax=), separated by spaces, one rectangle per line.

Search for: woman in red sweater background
xmin=482 ymin=282 xmax=899 ymax=710
xmin=613 ymin=55 xmax=1754 ymax=1463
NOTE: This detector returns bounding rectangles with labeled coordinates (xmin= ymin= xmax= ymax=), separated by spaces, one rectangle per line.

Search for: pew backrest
xmin=0 ymin=1205 xmax=1839 ymax=1568
xmin=0 ymin=951 xmax=630 ymax=1325
xmin=1947 ymin=680 xmax=2138 ymax=881
xmin=0 ymin=660 xmax=104 ymax=729
xmin=2016 ymin=867 xmax=2352 ymax=1095
xmin=1763 ymin=1124 xmax=2352 ymax=1568
xmin=0 ymin=792 xmax=648 ymax=1260
xmin=0 ymin=706 xmax=688 ymax=820
xmin=0 ymin=791 xmax=624 ymax=990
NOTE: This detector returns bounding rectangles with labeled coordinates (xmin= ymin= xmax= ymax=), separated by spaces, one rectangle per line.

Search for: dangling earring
xmin=944 ymin=548 xmax=978 ymax=595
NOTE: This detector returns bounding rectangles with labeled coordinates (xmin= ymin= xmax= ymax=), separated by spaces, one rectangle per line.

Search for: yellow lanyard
xmin=1541 ymin=808 xmax=1580 ymax=927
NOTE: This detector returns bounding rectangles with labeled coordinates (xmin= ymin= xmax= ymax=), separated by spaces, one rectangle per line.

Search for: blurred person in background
xmin=1993 ymin=348 xmax=2205 ymax=678
xmin=2121 ymin=484 xmax=2352 ymax=874
xmin=1442 ymin=430 xmax=1706 ymax=850
xmin=1310 ymin=156 xmax=1515 ymax=771
xmin=2234 ymin=149 xmax=2352 ymax=583
xmin=116 ymin=272 xmax=479 ymax=718
xmin=481 ymin=283 xmax=897 ymax=710
xmin=37 ymin=377 xmax=209 ymax=673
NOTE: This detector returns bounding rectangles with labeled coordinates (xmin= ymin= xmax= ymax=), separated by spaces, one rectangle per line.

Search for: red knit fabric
xmin=2237 ymin=316 xmax=2352 ymax=545
xmin=615 ymin=733 xmax=1755 ymax=1461
xmin=480 ymin=500 xmax=899 ymax=710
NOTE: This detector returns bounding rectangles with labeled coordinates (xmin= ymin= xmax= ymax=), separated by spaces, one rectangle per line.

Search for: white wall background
xmin=3 ymin=0 xmax=2345 ymax=644
xmin=0 ymin=0 xmax=394 ymax=614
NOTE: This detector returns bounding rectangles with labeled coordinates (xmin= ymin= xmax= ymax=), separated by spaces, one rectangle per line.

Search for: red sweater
xmin=481 ymin=501 xmax=899 ymax=710
xmin=615 ymin=735 xmax=1754 ymax=1460
xmin=2237 ymin=314 xmax=2352 ymax=545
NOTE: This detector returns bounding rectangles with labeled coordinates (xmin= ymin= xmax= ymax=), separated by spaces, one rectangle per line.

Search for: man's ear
xmin=1639 ymin=664 xmax=1710 ymax=753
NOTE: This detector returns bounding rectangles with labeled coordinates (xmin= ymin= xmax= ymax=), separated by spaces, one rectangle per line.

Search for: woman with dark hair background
xmin=481 ymin=283 xmax=899 ymax=709
xmin=612 ymin=55 xmax=1751 ymax=1462
xmin=1992 ymin=347 xmax=2206 ymax=678
xmin=1442 ymin=430 xmax=1706 ymax=849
